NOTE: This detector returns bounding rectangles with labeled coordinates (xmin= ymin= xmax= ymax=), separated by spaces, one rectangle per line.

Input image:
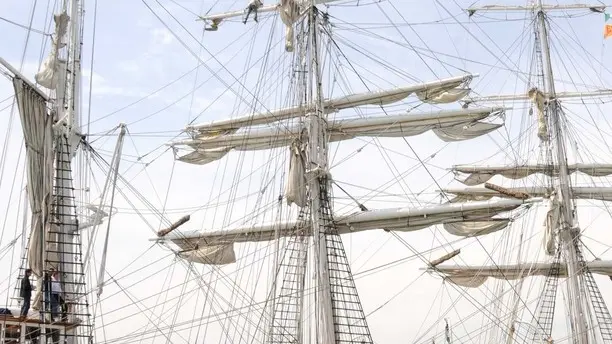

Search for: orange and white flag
xmin=605 ymin=24 xmax=612 ymax=39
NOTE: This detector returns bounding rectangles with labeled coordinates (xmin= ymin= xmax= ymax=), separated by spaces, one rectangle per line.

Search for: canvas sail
xmin=158 ymin=199 xmax=527 ymax=265
xmin=433 ymin=260 xmax=612 ymax=288
xmin=175 ymin=107 xmax=504 ymax=165
xmin=13 ymin=78 xmax=55 ymax=308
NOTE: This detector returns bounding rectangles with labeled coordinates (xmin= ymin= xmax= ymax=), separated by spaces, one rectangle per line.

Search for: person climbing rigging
xmin=49 ymin=269 xmax=63 ymax=321
xmin=243 ymin=0 xmax=263 ymax=24
xmin=20 ymin=268 xmax=33 ymax=318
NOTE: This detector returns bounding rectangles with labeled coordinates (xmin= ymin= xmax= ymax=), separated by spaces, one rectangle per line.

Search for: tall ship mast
xmin=1 ymin=0 xmax=612 ymax=343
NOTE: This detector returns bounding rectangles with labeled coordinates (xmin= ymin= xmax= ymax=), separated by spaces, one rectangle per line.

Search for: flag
xmin=606 ymin=12 xmax=611 ymax=22
xmin=606 ymin=24 xmax=612 ymax=39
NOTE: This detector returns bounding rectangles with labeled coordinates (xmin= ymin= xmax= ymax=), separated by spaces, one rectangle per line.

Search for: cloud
xmin=82 ymin=69 xmax=149 ymax=98
xmin=151 ymin=28 xmax=174 ymax=46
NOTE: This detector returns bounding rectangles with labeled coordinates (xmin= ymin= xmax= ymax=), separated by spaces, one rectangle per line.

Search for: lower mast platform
xmin=0 ymin=314 xmax=81 ymax=344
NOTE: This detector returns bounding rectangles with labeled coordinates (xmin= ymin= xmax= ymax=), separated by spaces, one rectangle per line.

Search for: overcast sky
xmin=2 ymin=0 xmax=612 ymax=343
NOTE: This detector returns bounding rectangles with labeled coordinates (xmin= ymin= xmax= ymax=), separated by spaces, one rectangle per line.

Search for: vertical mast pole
xmin=535 ymin=2 xmax=588 ymax=343
xmin=62 ymin=0 xmax=80 ymax=287
xmin=57 ymin=1 xmax=82 ymax=343
xmin=305 ymin=3 xmax=336 ymax=344
xmin=67 ymin=0 xmax=82 ymax=133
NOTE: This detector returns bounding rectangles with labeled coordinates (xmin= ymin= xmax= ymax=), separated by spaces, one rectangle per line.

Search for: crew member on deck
xmin=243 ymin=0 xmax=263 ymax=24
xmin=20 ymin=268 xmax=32 ymax=318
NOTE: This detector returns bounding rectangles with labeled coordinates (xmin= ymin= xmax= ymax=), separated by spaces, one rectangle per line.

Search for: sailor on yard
xmin=243 ymin=0 xmax=263 ymax=24
xmin=20 ymin=268 xmax=32 ymax=317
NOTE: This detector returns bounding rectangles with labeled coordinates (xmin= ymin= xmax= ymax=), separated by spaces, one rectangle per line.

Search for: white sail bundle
xmin=431 ymin=260 xmax=612 ymax=288
xmin=12 ymin=78 xmax=55 ymax=308
xmin=452 ymin=164 xmax=612 ymax=186
xmin=174 ymin=107 xmax=504 ymax=165
xmin=156 ymin=199 xmax=529 ymax=265
xmin=35 ymin=12 xmax=69 ymax=90
xmin=440 ymin=186 xmax=612 ymax=202
xmin=184 ymin=74 xmax=475 ymax=136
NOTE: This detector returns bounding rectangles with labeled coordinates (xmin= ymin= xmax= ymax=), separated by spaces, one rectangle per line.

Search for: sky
xmin=2 ymin=0 xmax=612 ymax=343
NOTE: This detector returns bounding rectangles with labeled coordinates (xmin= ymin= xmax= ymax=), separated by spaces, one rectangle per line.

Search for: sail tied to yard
xmin=440 ymin=185 xmax=612 ymax=257
xmin=12 ymin=78 xmax=55 ymax=308
xmin=181 ymin=74 xmax=475 ymax=136
xmin=430 ymin=261 xmax=612 ymax=288
xmin=441 ymin=186 xmax=612 ymax=203
xmin=448 ymin=165 xmax=612 ymax=257
xmin=162 ymin=73 xmax=516 ymax=265
xmin=451 ymin=164 xmax=612 ymax=186
xmin=173 ymin=107 xmax=505 ymax=165
xmin=155 ymin=199 xmax=531 ymax=265
xmin=171 ymin=75 xmax=502 ymax=211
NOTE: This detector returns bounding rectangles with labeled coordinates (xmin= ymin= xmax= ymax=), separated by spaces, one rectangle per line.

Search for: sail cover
xmin=13 ymin=78 xmax=55 ymax=278
xmin=441 ymin=186 xmax=612 ymax=202
xmin=157 ymin=199 xmax=526 ymax=265
xmin=175 ymin=107 xmax=504 ymax=165
xmin=433 ymin=260 xmax=612 ymax=288
xmin=452 ymin=164 xmax=612 ymax=186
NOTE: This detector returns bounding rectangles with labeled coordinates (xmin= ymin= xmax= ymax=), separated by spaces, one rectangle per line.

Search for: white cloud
xmin=82 ymin=69 xmax=149 ymax=98
xmin=151 ymin=28 xmax=174 ymax=46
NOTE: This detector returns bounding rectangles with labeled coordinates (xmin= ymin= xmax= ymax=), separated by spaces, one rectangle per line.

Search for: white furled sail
xmin=156 ymin=199 xmax=529 ymax=265
xmin=279 ymin=0 xmax=302 ymax=52
xmin=416 ymin=86 xmax=470 ymax=104
xmin=431 ymin=260 xmax=612 ymax=288
xmin=441 ymin=186 xmax=612 ymax=202
xmin=285 ymin=139 xmax=307 ymax=207
xmin=12 ymin=78 xmax=55 ymax=307
xmin=528 ymin=87 xmax=549 ymax=142
xmin=175 ymin=107 xmax=504 ymax=165
xmin=34 ymin=12 xmax=69 ymax=90
xmin=451 ymin=164 xmax=612 ymax=186
xmin=185 ymin=74 xmax=475 ymax=136
xmin=544 ymin=195 xmax=561 ymax=256
xmin=178 ymin=245 xmax=237 ymax=265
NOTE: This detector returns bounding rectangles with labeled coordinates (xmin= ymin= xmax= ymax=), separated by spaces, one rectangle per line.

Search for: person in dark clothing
xmin=43 ymin=271 xmax=51 ymax=321
xmin=243 ymin=0 xmax=263 ymax=24
xmin=20 ymin=268 xmax=32 ymax=318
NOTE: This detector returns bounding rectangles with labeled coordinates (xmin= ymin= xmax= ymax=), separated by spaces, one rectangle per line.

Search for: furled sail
xmin=440 ymin=186 xmax=612 ymax=202
xmin=416 ymin=86 xmax=470 ymax=104
xmin=451 ymin=164 xmax=612 ymax=186
xmin=431 ymin=260 xmax=612 ymax=288
xmin=285 ymin=139 xmax=307 ymax=207
xmin=279 ymin=0 xmax=302 ymax=52
xmin=13 ymin=79 xmax=54 ymax=276
xmin=156 ymin=199 xmax=528 ymax=265
xmin=185 ymin=74 xmax=475 ymax=136
xmin=175 ymin=107 xmax=504 ymax=165
xmin=528 ymin=87 xmax=549 ymax=142
xmin=35 ymin=12 xmax=69 ymax=90
xmin=543 ymin=195 xmax=560 ymax=256
xmin=13 ymin=78 xmax=55 ymax=309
